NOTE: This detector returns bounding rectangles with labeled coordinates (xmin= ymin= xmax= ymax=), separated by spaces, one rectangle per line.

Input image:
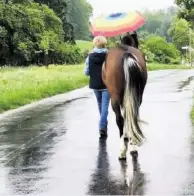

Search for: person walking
xmin=84 ymin=36 xmax=110 ymax=139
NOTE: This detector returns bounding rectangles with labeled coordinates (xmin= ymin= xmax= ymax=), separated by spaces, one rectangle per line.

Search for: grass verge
xmin=190 ymin=105 xmax=194 ymax=125
xmin=76 ymin=40 xmax=93 ymax=52
xmin=147 ymin=63 xmax=193 ymax=71
xmin=0 ymin=62 xmax=193 ymax=114
xmin=0 ymin=64 xmax=88 ymax=113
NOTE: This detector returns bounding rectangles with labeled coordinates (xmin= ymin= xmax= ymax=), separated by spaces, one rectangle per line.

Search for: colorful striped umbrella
xmin=90 ymin=11 xmax=145 ymax=37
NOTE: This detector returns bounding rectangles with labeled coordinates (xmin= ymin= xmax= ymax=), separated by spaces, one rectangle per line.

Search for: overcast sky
xmin=87 ymin=0 xmax=176 ymax=17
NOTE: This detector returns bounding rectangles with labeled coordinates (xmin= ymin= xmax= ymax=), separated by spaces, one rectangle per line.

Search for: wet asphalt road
xmin=1 ymin=70 xmax=194 ymax=195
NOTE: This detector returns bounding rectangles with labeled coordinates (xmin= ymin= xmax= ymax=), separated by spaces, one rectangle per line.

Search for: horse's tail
xmin=122 ymin=52 xmax=145 ymax=146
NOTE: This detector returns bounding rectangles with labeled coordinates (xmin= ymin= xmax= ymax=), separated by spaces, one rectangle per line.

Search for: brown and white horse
xmin=102 ymin=33 xmax=147 ymax=161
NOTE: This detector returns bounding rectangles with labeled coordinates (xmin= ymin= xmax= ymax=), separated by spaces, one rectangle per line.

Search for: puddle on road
xmin=177 ymin=76 xmax=194 ymax=92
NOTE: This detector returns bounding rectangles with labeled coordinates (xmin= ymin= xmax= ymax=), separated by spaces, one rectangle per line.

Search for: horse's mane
xmin=120 ymin=32 xmax=139 ymax=48
xmin=117 ymin=44 xmax=130 ymax=51
xmin=131 ymin=32 xmax=139 ymax=48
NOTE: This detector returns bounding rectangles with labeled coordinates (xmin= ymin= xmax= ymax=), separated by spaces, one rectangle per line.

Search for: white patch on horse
xmin=120 ymin=106 xmax=128 ymax=139
xmin=119 ymin=135 xmax=128 ymax=159
xmin=128 ymin=143 xmax=137 ymax=152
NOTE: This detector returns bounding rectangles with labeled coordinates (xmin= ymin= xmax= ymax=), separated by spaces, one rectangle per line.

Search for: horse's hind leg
xmin=129 ymin=139 xmax=138 ymax=162
xmin=111 ymin=98 xmax=128 ymax=160
xmin=111 ymin=99 xmax=123 ymax=137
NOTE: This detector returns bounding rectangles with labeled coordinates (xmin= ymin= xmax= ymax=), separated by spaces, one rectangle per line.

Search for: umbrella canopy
xmin=90 ymin=11 xmax=145 ymax=37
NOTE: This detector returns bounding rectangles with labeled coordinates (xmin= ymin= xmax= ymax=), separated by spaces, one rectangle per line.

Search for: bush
xmin=170 ymin=58 xmax=181 ymax=64
xmin=107 ymin=38 xmax=119 ymax=48
xmin=139 ymin=40 xmax=155 ymax=62
xmin=142 ymin=35 xmax=180 ymax=64
xmin=54 ymin=43 xmax=83 ymax=64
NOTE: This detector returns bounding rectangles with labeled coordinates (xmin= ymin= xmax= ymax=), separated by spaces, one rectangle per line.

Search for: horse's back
xmin=104 ymin=45 xmax=146 ymax=77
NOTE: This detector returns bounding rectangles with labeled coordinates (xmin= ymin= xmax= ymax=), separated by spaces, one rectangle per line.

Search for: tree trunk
xmin=44 ymin=50 xmax=49 ymax=68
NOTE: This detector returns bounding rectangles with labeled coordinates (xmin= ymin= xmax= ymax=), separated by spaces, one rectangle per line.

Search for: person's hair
xmin=93 ymin=36 xmax=107 ymax=48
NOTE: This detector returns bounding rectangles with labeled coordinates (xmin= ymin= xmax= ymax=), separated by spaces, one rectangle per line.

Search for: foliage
xmin=33 ymin=0 xmax=75 ymax=43
xmin=175 ymin=0 xmax=194 ymax=27
xmin=139 ymin=39 xmax=155 ymax=63
xmin=142 ymin=35 xmax=180 ymax=64
xmin=147 ymin=62 xmax=192 ymax=71
xmin=0 ymin=1 xmax=83 ymax=66
xmin=67 ymin=0 xmax=93 ymax=41
xmin=168 ymin=17 xmax=192 ymax=51
xmin=32 ymin=0 xmax=93 ymax=42
xmin=54 ymin=43 xmax=83 ymax=64
xmin=138 ymin=7 xmax=178 ymax=41
xmin=134 ymin=6 xmax=191 ymax=64
xmin=106 ymin=38 xmax=120 ymax=49
xmin=190 ymin=104 xmax=194 ymax=125
xmin=1 ymin=0 xmax=193 ymax=67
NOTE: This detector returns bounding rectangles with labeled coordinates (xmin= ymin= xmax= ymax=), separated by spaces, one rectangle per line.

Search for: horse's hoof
xmin=118 ymin=156 xmax=127 ymax=161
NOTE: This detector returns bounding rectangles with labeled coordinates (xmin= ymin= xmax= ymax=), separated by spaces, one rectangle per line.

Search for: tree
xmin=32 ymin=0 xmax=93 ymax=42
xmin=168 ymin=17 xmax=193 ymax=52
xmin=140 ymin=11 xmax=162 ymax=34
xmin=0 ymin=1 xmax=77 ymax=66
xmin=67 ymin=0 xmax=93 ymax=40
xmin=138 ymin=7 xmax=178 ymax=41
xmin=33 ymin=0 xmax=75 ymax=43
xmin=175 ymin=0 xmax=194 ymax=27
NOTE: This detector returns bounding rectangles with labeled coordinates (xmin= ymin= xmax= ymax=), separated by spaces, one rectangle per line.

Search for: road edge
xmin=0 ymin=86 xmax=92 ymax=122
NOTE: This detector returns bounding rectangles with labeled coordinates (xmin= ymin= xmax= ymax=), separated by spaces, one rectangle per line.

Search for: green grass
xmin=147 ymin=63 xmax=193 ymax=71
xmin=0 ymin=64 xmax=89 ymax=113
xmin=76 ymin=40 xmax=93 ymax=52
xmin=190 ymin=106 xmax=194 ymax=125
xmin=0 ymin=62 xmax=193 ymax=114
